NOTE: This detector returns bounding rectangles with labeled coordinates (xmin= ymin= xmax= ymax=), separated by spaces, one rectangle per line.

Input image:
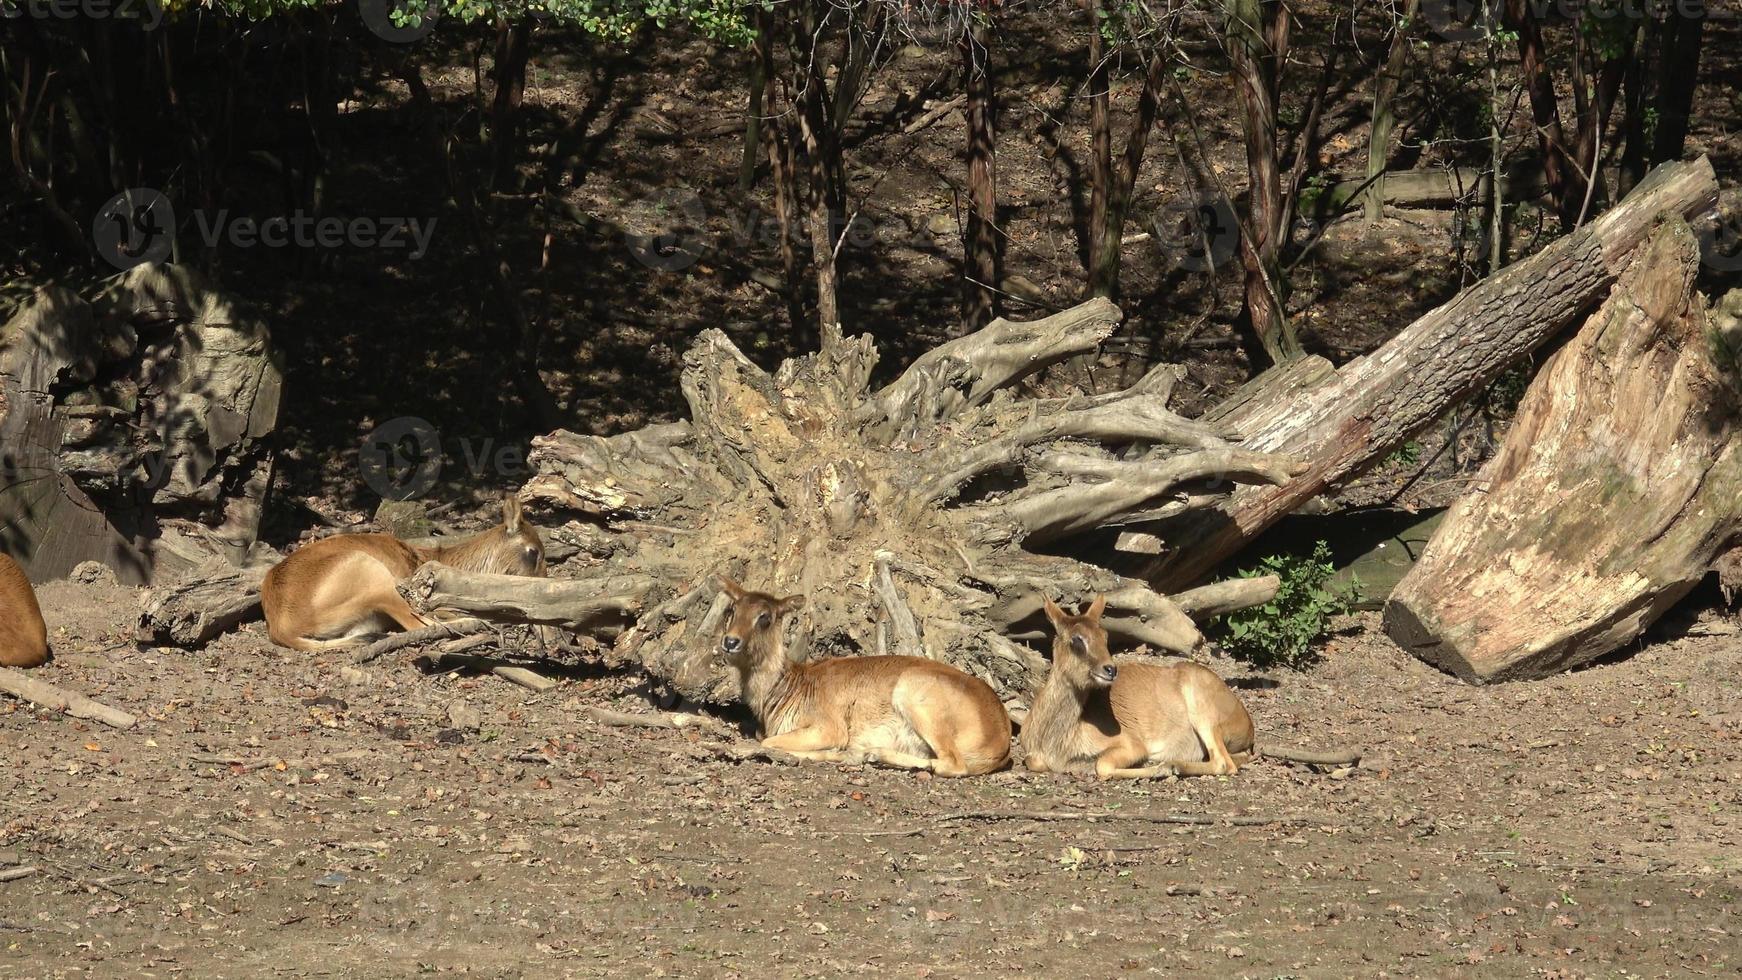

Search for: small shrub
xmin=1214 ymin=542 xmax=1358 ymax=670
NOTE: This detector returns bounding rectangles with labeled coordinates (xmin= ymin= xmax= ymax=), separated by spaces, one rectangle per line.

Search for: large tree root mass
xmin=453 ymin=299 xmax=1300 ymax=703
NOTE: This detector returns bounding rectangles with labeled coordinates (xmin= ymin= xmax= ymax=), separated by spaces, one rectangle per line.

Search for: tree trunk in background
xmin=1568 ymin=16 xmax=1634 ymax=223
xmin=1085 ymin=0 xmax=1113 ymax=294
xmin=1142 ymin=156 xmax=1719 ymax=592
xmin=1615 ymin=16 xmax=1652 ymax=197
xmin=1506 ymin=0 xmax=1580 ymax=225
xmin=1364 ymin=0 xmax=1420 ymax=226
xmin=1223 ymin=0 xmax=1299 ymax=366
xmin=1386 ymin=225 xmax=1742 ymax=683
xmin=1650 ymin=6 xmax=1704 ymax=167
xmin=961 ymin=21 xmax=1000 ymax=333
xmin=1087 ymin=50 xmax=1167 ymax=301
xmin=739 ymin=9 xmax=773 ymax=194
xmin=488 ymin=21 xmax=532 ymax=191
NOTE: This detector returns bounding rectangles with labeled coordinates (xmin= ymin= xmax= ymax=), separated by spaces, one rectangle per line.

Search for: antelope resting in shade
xmin=261 ymin=495 xmax=545 ymax=651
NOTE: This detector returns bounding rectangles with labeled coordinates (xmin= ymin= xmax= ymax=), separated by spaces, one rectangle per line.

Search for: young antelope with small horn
xmin=715 ymin=576 xmax=1012 ymax=777
xmin=1022 ymin=595 xmax=1256 ymax=779
xmin=261 ymin=495 xmax=545 ymax=651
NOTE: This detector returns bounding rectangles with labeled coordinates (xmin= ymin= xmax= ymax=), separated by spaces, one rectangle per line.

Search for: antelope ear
xmin=778 ymin=594 xmax=807 ymax=616
xmin=715 ymin=575 xmax=745 ymax=599
xmin=502 ymin=495 xmax=524 ymax=534
xmin=1086 ymin=594 xmax=1107 ymax=621
xmin=1042 ymin=596 xmax=1068 ymax=628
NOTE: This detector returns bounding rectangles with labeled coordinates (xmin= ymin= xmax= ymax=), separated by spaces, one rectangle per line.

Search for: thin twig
xmin=581 ymin=705 xmax=737 ymax=737
xmin=352 ymin=620 xmax=492 ymax=665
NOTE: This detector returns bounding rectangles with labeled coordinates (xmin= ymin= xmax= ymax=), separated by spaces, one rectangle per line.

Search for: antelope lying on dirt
xmin=1023 ymin=595 xmax=1256 ymax=779
xmin=715 ymin=576 xmax=1012 ymax=776
xmin=0 ymin=554 xmax=49 ymax=668
xmin=261 ymin=495 xmax=545 ymax=651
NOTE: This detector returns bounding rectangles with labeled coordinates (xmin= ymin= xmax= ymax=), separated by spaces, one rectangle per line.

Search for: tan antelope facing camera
xmin=1023 ymin=595 xmax=1255 ymax=779
xmin=261 ymin=495 xmax=545 ymax=651
xmin=0 ymin=553 xmax=49 ymax=668
xmin=1023 ymin=596 xmax=1357 ymax=778
xmin=715 ymin=576 xmax=1012 ymax=776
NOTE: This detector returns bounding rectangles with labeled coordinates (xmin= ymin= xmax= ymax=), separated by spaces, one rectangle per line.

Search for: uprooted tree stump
xmin=1385 ymin=220 xmax=1742 ymax=683
xmin=1 ymin=263 xmax=282 ymax=584
xmin=416 ymin=299 xmax=1293 ymax=703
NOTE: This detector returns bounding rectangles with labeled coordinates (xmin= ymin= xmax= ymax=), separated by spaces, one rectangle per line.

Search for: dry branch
xmin=581 ymin=705 xmax=737 ymax=737
xmin=0 ymin=668 xmax=137 ymax=729
xmin=352 ymin=620 xmax=492 ymax=665
xmin=401 ymin=566 xmax=653 ymax=630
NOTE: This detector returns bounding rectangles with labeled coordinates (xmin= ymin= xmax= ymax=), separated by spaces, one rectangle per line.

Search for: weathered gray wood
xmin=401 ymin=565 xmax=653 ymax=630
xmin=1386 ymin=222 xmax=1742 ymax=682
xmin=1 ymin=264 xmax=281 ymax=584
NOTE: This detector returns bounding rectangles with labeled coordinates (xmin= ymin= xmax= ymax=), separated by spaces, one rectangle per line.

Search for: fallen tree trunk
xmin=1384 ymin=222 xmax=1742 ymax=682
xmin=1 ymin=263 xmax=282 ymax=584
xmin=135 ymin=558 xmax=272 ymax=648
xmin=463 ymin=298 xmax=1304 ymax=703
xmin=1144 ymin=155 xmax=1719 ymax=592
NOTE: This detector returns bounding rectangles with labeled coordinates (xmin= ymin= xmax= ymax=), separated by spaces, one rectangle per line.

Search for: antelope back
xmin=0 ymin=553 xmax=49 ymax=668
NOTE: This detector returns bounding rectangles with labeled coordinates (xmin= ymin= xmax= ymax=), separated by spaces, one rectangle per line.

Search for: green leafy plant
xmin=1214 ymin=542 xmax=1357 ymax=670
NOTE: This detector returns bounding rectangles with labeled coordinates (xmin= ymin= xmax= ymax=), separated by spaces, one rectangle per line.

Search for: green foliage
xmin=1483 ymin=362 xmax=1532 ymax=418
xmin=379 ymin=0 xmax=749 ymax=44
xmin=1215 ymin=542 xmax=1357 ymax=670
xmin=1384 ymin=439 xmax=1422 ymax=468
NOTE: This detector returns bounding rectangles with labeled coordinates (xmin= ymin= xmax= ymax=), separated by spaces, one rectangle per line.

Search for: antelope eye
xmin=1070 ymin=634 xmax=1088 ymax=654
xmin=755 ymin=612 xmax=772 ymax=630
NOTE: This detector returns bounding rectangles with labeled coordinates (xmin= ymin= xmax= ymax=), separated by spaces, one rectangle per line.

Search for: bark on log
xmin=1144 ymin=155 xmax=1720 ymax=592
xmin=135 ymin=560 xmax=269 ymax=648
xmin=1 ymin=263 xmax=282 ymax=584
xmin=508 ymin=302 xmax=1296 ymax=703
xmin=1384 ymin=222 xmax=1742 ymax=682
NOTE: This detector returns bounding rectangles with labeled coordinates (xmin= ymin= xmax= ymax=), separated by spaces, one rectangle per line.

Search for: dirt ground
xmin=1 ymin=575 xmax=1737 ymax=978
